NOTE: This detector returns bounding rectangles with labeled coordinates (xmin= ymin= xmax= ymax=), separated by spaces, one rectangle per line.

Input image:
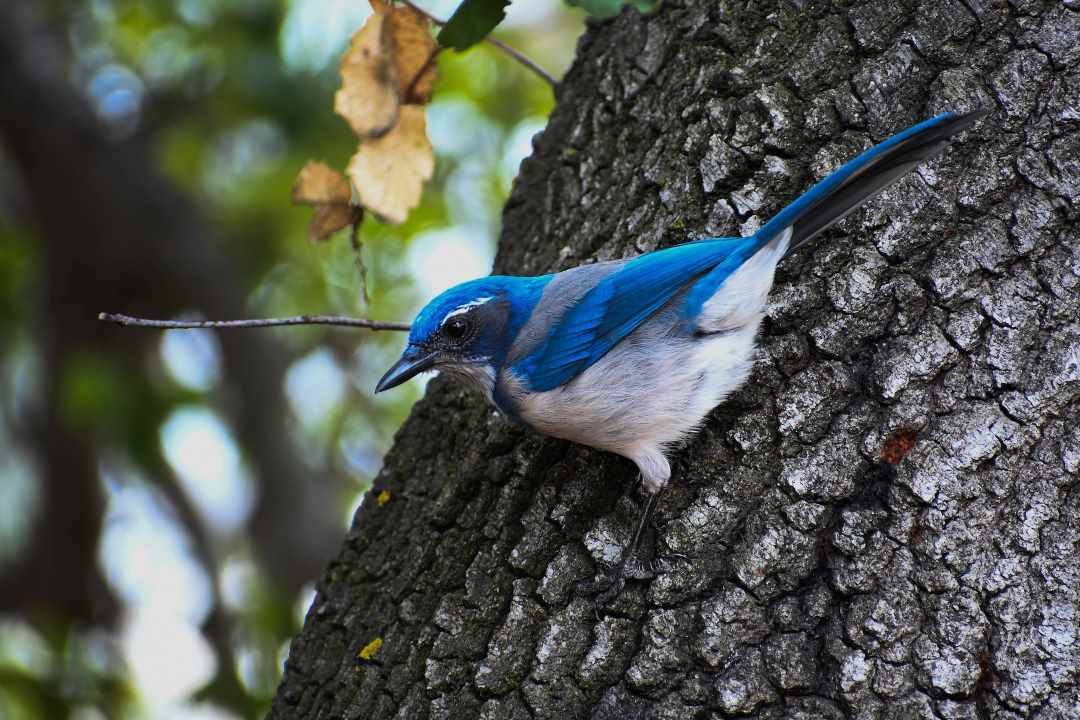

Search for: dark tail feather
xmin=755 ymin=110 xmax=987 ymax=255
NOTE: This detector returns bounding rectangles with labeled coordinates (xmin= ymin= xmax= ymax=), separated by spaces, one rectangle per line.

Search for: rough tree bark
xmin=271 ymin=1 xmax=1079 ymax=718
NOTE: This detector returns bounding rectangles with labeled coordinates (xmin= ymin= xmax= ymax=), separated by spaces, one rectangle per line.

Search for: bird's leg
xmin=577 ymin=482 xmax=685 ymax=611
xmin=619 ymin=491 xmax=660 ymax=577
xmin=621 ymin=488 xmax=688 ymax=578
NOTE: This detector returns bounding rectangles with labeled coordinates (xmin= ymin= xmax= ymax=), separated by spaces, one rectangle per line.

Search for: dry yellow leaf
xmin=333 ymin=5 xmax=437 ymax=225
xmin=357 ymin=637 xmax=382 ymax=661
xmin=334 ymin=12 xmax=400 ymax=139
xmin=291 ymin=160 xmax=352 ymax=205
xmin=376 ymin=489 xmax=391 ymax=506
xmin=347 ymin=105 xmax=434 ymax=225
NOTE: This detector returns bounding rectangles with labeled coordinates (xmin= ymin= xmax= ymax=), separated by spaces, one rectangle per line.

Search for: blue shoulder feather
xmin=514 ymin=237 xmax=759 ymax=392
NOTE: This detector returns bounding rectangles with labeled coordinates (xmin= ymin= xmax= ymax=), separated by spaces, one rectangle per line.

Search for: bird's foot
xmin=574 ymin=565 xmax=627 ymax=613
xmin=576 ymin=552 xmax=688 ymax=616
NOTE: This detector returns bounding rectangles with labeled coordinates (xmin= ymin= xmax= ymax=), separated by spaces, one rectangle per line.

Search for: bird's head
xmin=375 ymin=277 xmax=525 ymax=397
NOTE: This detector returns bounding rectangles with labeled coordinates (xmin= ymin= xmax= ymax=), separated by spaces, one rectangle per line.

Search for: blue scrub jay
xmin=377 ymin=110 xmax=983 ymax=595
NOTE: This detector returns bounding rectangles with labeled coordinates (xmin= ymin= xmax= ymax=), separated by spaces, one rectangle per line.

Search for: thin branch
xmin=99 ymin=312 xmax=410 ymax=331
xmin=401 ymin=0 xmax=557 ymax=87
xmin=483 ymin=36 xmax=556 ymax=87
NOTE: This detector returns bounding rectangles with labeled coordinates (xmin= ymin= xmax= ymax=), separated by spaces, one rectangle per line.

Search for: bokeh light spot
xmin=98 ymin=468 xmax=213 ymax=624
xmin=279 ymin=0 xmax=372 ymax=72
xmin=161 ymin=327 xmax=223 ymax=392
xmin=160 ymin=407 xmax=256 ymax=534
xmin=407 ymin=226 xmax=495 ymax=300
xmin=285 ymin=348 xmax=347 ymax=429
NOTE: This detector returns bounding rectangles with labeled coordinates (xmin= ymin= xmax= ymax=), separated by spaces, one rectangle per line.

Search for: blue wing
xmin=514 ymin=236 xmax=760 ymax=392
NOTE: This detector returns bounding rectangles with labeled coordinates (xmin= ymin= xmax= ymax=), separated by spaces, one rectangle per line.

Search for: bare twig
xmin=483 ymin=36 xmax=556 ymax=87
xmin=401 ymin=0 xmax=557 ymax=87
xmin=99 ymin=312 xmax=410 ymax=331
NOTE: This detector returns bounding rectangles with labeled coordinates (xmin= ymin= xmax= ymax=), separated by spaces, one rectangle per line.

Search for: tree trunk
xmin=270 ymin=1 xmax=1080 ymax=718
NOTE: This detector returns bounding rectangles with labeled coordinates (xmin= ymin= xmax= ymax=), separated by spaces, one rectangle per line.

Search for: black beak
xmin=375 ymin=347 xmax=437 ymax=393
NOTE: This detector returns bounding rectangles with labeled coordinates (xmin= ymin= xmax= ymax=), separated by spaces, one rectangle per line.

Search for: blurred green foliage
xmin=0 ymin=0 xmax=589 ymax=717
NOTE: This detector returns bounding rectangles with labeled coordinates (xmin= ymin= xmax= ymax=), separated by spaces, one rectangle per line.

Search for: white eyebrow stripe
xmin=442 ymin=296 xmax=494 ymax=323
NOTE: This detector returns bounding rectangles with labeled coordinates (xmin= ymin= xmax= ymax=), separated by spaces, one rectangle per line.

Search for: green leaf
xmin=565 ymin=0 xmax=658 ymax=18
xmin=437 ymin=0 xmax=512 ymax=52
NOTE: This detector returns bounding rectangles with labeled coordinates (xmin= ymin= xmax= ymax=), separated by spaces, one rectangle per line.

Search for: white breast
xmin=501 ymin=322 xmax=762 ymax=492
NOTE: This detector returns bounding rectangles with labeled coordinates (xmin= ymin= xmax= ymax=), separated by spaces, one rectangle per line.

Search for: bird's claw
xmin=576 ymin=486 xmax=691 ymax=616
xmin=576 ymin=551 xmax=689 ymax=617
xmin=575 ymin=568 xmax=626 ymax=618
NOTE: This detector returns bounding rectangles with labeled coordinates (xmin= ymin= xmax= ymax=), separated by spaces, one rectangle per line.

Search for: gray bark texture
xmin=270 ymin=1 xmax=1080 ymax=718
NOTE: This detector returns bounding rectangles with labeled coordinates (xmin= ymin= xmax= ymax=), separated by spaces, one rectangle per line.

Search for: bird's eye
xmin=443 ymin=316 xmax=469 ymax=340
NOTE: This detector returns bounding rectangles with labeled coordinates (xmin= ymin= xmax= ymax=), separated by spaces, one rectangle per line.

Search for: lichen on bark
xmin=270 ymin=1 xmax=1080 ymax=718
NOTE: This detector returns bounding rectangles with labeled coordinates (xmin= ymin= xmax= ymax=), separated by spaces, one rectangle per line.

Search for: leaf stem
xmin=401 ymin=0 xmax=557 ymax=87
xmin=405 ymin=46 xmax=444 ymax=102
xmin=98 ymin=312 xmax=410 ymax=331
xmin=349 ymin=221 xmax=371 ymax=305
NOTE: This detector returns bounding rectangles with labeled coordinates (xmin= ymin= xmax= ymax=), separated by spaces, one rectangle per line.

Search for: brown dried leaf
xmin=334 ymin=12 xmax=400 ymax=139
xmin=385 ymin=4 xmax=438 ymax=104
xmin=308 ymin=204 xmax=362 ymax=242
xmin=291 ymin=160 xmax=353 ymax=205
xmin=292 ymin=161 xmax=361 ymax=242
xmin=347 ymin=105 xmax=434 ymax=225
xmin=334 ymin=3 xmax=437 ymax=139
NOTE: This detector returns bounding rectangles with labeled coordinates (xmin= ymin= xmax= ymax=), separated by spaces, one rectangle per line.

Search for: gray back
xmin=504 ymin=260 xmax=626 ymax=367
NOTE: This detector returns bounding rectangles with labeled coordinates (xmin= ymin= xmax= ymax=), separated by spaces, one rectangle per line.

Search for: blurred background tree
xmin=0 ymin=1 xmax=589 ymax=717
